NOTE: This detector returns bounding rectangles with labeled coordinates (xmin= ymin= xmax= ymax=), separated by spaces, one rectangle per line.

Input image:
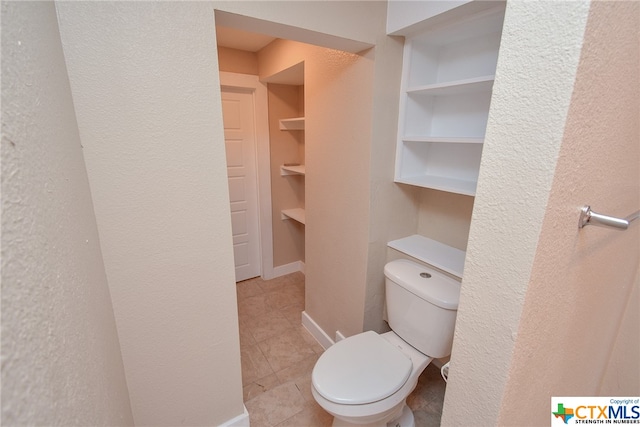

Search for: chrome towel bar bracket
xmin=579 ymin=206 xmax=640 ymax=231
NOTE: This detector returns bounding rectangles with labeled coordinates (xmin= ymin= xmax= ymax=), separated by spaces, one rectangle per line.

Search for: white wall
xmin=442 ymin=1 xmax=639 ymax=425
xmin=1 ymin=2 xmax=133 ymax=425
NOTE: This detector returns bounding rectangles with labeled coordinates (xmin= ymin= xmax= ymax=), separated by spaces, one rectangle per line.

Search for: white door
xmin=221 ymin=88 xmax=261 ymax=282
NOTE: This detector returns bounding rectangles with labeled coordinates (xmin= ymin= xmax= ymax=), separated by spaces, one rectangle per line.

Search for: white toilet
xmin=311 ymin=259 xmax=461 ymax=427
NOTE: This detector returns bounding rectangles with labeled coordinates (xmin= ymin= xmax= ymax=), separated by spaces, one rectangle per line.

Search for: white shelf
xmin=406 ymin=10 xmax=504 ymax=88
xmin=394 ymin=7 xmax=504 ymax=195
xmin=281 ymin=208 xmax=306 ymax=225
xmin=396 ymin=140 xmax=482 ymax=196
xmin=280 ymin=165 xmax=306 ymax=176
xmin=388 ymin=235 xmax=465 ymax=279
xmin=402 ymin=136 xmax=483 ymax=144
xmin=395 ymin=175 xmax=478 ymax=197
xmin=403 ymin=88 xmax=493 ymax=139
xmin=279 ymin=117 xmax=305 ymax=131
xmin=407 ymin=75 xmax=494 ymax=96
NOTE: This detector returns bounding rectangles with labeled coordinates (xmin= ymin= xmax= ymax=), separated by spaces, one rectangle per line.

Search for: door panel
xmin=221 ymin=90 xmax=260 ymax=282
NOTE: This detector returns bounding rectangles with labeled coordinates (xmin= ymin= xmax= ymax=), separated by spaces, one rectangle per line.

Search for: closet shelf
xmin=281 ymin=208 xmax=306 ymax=224
xmin=280 ymin=165 xmax=306 ymax=176
xmin=407 ymin=75 xmax=494 ymax=96
xmin=279 ymin=117 xmax=305 ymax=131
xmin=388 ymin=235 xmax=466 ymax=279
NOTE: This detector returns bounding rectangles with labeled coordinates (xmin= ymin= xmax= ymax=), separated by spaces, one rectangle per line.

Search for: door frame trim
xmin=220 ymin=72 xmax=275 ymax=280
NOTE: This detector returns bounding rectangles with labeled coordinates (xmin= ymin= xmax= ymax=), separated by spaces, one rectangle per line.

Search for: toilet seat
xmin=312 ymin=331 xmax=412 ymax=405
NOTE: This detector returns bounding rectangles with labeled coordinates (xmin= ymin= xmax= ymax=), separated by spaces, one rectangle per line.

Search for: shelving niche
xmin=281 ymin=208 xmax=306 ymax=225
xmin=395 ymin=8 xmax=505 ymax=196
xmin=279 ymin=117 xmax=305 ymax=131
xmin=263 ymin=61 xmax=306 ymax=268
xmin=279 ymin=116 xmax=305 ymax=225
xmin=280 ymin=164 xmax=306 ymax=176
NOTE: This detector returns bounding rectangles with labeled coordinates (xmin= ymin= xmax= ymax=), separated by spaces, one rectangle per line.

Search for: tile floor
xmin=236 ymin=272 xmax=446 ymax=427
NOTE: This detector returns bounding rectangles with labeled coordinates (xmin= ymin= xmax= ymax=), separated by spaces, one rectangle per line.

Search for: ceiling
xmin=216 ymin=26 xmax=276 ymax=52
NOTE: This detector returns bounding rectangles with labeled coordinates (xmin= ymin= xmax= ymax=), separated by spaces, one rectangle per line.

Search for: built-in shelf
xmin=402 ymin=136 xmax=483 ymax=144
xmin=406 ymin=75 xmax=494 ymax=96
xmin=388 ymin=235 xmax=465 ymax=279
xmin=394 ymin=7 xmax=504 ymax=195
xmin=280 ymin=165 xmax=306 ymax=176
xmin=279 ymin=117 xmax=305 ymax=131
xmin=396 ymin=175 xmax=478 ymax=197
xmin=281 ymin=208 xmax=306 ymax=225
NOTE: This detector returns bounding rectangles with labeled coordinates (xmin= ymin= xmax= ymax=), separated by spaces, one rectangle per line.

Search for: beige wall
xmin=9 ymin=1 xmax=633 ymax=425
xmin=214 ymin=1 xmax=382 ymax=47
xmin=258 ymin=38 xmax=376 ymax=338
xmin=218 ymin=46 xmax=259 ymax=75
xmin=1 ymin=2 xmax=133 ymax=425
xmin=497 ymin=2 xmax=639 ymax=424
xmin=54 ymin=1 xmax=401 ymax=424
xmin=268 ymin=83 xmax=305 ymax=266
xmin=56 ymin=3 xmax=243 ymax=425
xmin=362 ymin=31 xmax=414 ymax=332
xmin=442 ymin=1 xmax=638 ymax=425
xmin=215 ymin=2 xmax=408 ymax=343
xmin=417 ymin=189 xmax=474 ymax=252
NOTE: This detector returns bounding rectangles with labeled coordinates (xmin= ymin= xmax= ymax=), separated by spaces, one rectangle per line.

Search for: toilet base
xmin=387 ymin=404 xmax=414 ymax=427
xmin=331 ymin=403 xmax=414 ymax=427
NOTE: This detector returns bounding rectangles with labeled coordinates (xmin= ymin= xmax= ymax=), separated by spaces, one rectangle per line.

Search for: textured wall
xmin=56 ymin=3 xmax=243 ymax=425
xmin=498 ymin=2 xmax=639 ymax=423
xmin=362 ymin=31 xmax=412 ymax=334
xmin=441 ymin=2 xmax=591 ymax=425
xmin=55 ymin=1 xmax=398 ymax=424
xmin=1 ymin=2 xmax=133 ymax=425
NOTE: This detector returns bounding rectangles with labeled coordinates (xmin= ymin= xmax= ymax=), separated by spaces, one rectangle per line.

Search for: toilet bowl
xmin=311 ymin=259 xmax=461 ymax=427
xmin=312 ymin=331 xmax=432 ymax=427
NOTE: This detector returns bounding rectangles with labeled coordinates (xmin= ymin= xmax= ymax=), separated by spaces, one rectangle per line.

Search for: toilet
xmin=311 ymin=259 xmax=461 ymax=427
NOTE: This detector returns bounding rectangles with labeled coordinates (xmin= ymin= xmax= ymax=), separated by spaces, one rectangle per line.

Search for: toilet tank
xmin=384 ymin=259 xmax=461 ymax=358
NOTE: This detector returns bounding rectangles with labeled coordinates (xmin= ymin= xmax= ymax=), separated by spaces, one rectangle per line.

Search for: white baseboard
xmin=335 ymin=330 xmax=346 ymax=342
xmin=218 ymin=405 xmax=249 ymax=427
xmin=267 ymin=260 xmax=305 ymax=279
xmin=301 ymin=311 xmax=334 ymax=350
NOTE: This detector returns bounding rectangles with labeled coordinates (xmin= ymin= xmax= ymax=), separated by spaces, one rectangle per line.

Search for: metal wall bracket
xmin=579 ymin=206 xmax=640 ymax=231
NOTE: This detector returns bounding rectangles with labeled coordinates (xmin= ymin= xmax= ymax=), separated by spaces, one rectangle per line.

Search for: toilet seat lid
xmin=312 ymin=331 xmax=412 ymax=405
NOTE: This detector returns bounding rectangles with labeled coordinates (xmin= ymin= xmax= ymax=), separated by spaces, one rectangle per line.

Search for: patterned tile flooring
xmin=236 ymin=272 xmax=446 ymax=427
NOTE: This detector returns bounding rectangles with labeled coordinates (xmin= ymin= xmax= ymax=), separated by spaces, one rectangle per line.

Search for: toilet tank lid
xmin=385 ymin=259 xmax=461 ymax=310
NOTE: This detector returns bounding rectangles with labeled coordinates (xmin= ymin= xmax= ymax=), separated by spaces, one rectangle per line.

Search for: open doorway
xmin=213 ymin=13 xmax=382 ymax=422
xmin=215 ymin=12 xmax=368 ymax=284
xmin=217 ymin=26 xmax=306 ymax=282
